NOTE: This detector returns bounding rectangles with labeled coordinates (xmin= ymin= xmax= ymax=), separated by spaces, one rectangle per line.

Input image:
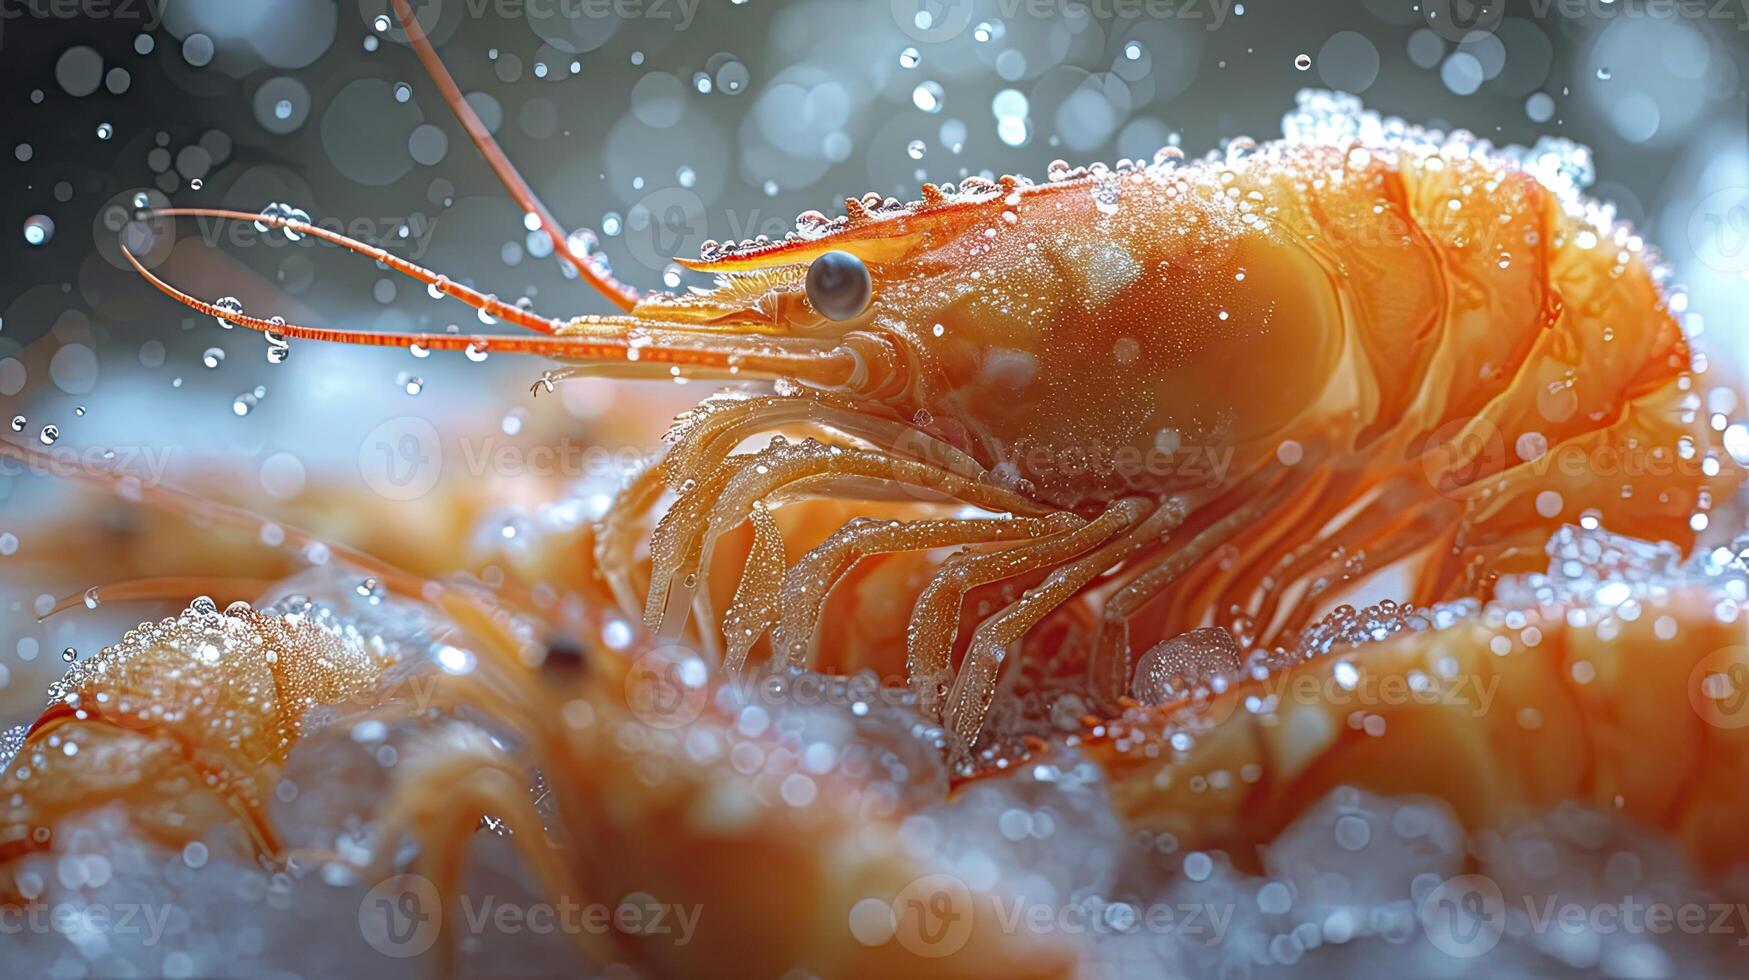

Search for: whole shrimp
xmin=0 ymin=545 xmax=1081 ymax=976
xmin=116 ymin=2 xmax=1734 ymax=775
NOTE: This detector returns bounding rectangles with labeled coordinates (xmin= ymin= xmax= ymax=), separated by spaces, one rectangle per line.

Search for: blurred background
xmin=0 ymin=0 xmax=1746 ymax=716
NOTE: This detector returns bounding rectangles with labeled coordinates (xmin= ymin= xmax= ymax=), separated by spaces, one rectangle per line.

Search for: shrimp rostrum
xmin=125 ymin=62 xmax=1731 ymax=767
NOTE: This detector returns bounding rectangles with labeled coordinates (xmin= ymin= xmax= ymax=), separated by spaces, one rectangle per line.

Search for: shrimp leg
xmin=648 ymin=439 xmax=1045 ymax=640
xmin=601 ymin=393 xmax=985 ymax=620
xmin=761 ymin=512 xmax=1086 ymax=672
xmin=941 ymin=500 xmax=1188 ymax=756
xmin=720 ymin=502 xmax=787 ymax=674
xmin=1086 ymin=487 xmax=1291 ymax=711
xmin=906 ymin=500 xmax=1150 ymax=720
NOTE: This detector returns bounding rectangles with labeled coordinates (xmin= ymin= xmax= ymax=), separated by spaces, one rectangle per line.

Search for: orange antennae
xmin=152 ymin=207 xmax=566 ymax=335
xmin=388 ymin=0 xmax=643 ymax=312
xmin=121 ymin=244 xmax=865 ymax=385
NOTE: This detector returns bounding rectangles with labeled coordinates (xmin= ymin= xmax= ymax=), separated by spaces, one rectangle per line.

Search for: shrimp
xmin=1081 ymin=525 xmax=1749 ymax=874
xmin=0 ymin=596 xmax=390 ymax=870
xmin=1 ymin=574 xmax=1081 ymax=976
xmin=115 ymin=4 xmax=1736 ymax=777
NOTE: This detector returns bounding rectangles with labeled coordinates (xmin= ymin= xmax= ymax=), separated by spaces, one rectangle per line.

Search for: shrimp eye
xmin=540 ymin=637 xmax=588 ymax=677
xmin=804 ymin=250 xmax=872 ymax=321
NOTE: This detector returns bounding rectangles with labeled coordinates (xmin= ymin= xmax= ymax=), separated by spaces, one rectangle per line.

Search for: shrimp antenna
xmin=149 ymin=207 xmax=569 ymax=335
xmin=119 ymin=243 xmax=865 ymax=388
xmin=388 ymin=0 xmax=643 ymax=312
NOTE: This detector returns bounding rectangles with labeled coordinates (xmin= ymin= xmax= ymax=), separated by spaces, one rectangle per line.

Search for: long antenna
xmin=388 ymin=0 xmax=644 ymax=311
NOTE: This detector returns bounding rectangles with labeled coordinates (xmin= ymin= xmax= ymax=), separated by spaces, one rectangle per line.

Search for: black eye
xmin=540 ymin=637 xmax=588 ymax=677
xmin=804 ymin=250 xmax=872 ymax=321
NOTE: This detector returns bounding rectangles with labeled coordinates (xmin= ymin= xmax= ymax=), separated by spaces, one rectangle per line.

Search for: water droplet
xmin=906 ymin=139 xmax=926 ymax=160
xmin=1134 ymin=627 xmax=1240 ymax=705
xmin=1294 ymin=53 xmax=1312 ymax=71
xmin=265 ymin=319 xmax=289 ymax=364
xmin=9 ymin=416 xmax=23 ymax=432
xmin=465 ymin=343 xmax=489 ymax=363
xmin=912 ymin=81 xmax=944 ymax=113
xmin=38 ymin=425 xmax=58 ymax=446
xmin=899 ymin=48 xmax=920 ymax=69
xmin=202 ymin=347 xmax=225 ymax=369
xmin=62 ymin=648 xmax=76 ymax=663
xmin=22 ymin=215 xmax=54 ymax=246
xmin=356 ymin=577 xmax=385 ymax=604
xmin=95 ymin=123 xmax=113 ymax=140
xmin=213 ymin=296 xmax=244 ymax=330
